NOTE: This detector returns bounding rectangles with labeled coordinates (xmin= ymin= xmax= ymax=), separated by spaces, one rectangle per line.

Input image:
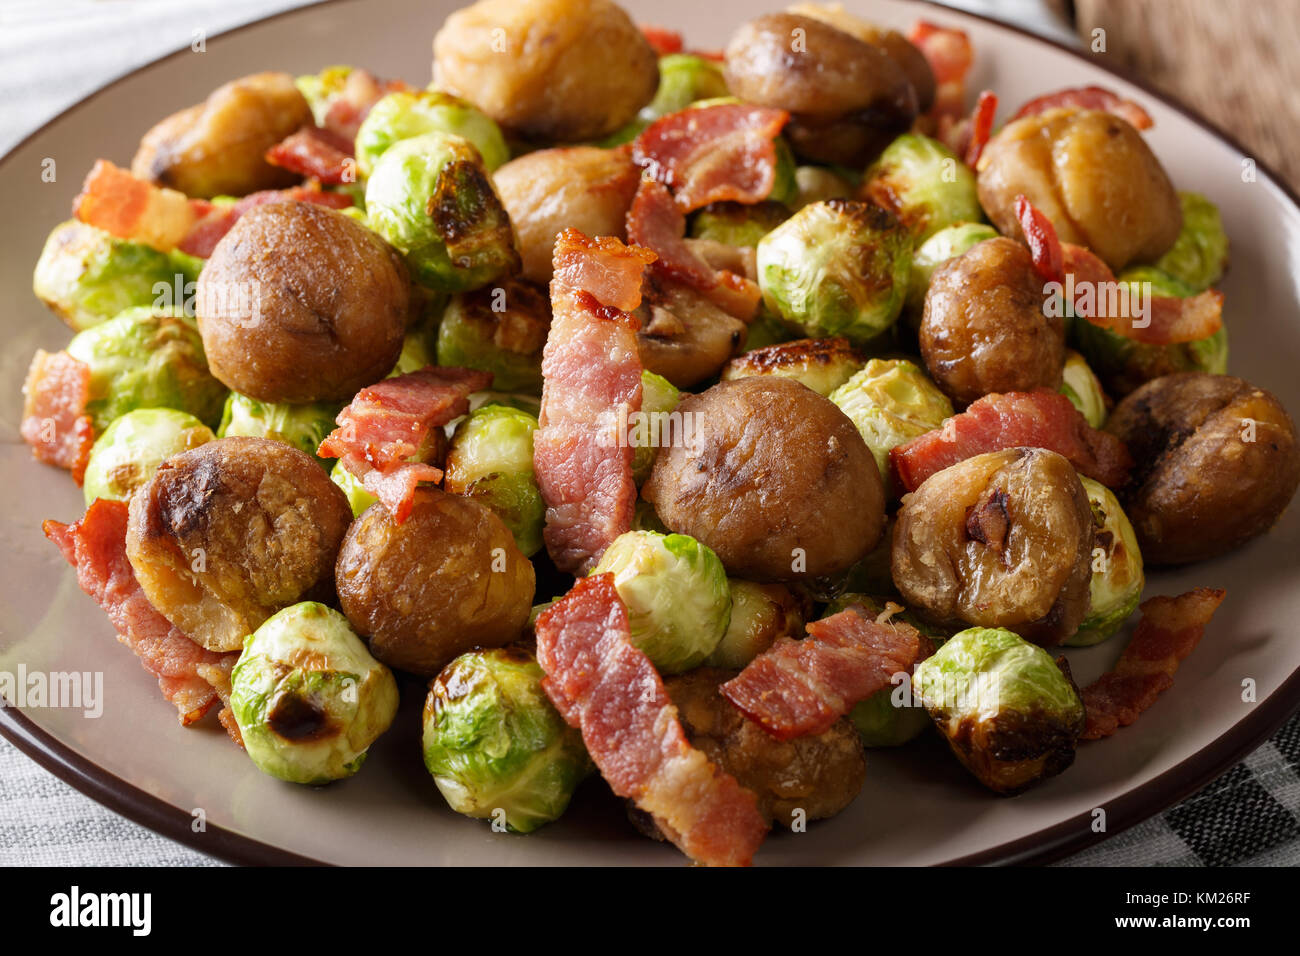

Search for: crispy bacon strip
xmin=891 ymin=388 xmax=1133 ymax=491
xmin=720 ymin=606 xmax=925 ymax=742
xmin=631 ymin=103 xmax=789 ymax=212
xmin=176 ymin=187 xmax=354 ymax=258
xmin=963 ymin=90 xmax=998 ymax=167
xmin=1081 ymin=588 xmax=1226 ymax=740
xmin=640 ymin=24 xmax=684 ymax=55
xmin=20 ymin=350 xmax=94 ymax=483
xmin=910 ymin=20 xmax=974 ymax=131
xmin=1013 ymin=85 xmax=1153 ymax=130
xmin=318 ymin=366 xmax=490 ymax=523
xmin=265 ymin=125 xmax=355 ymax=185
xmin=536 ymin=574 xmax=769 ymax=866
xmin=536 ymin=229 xmax=654 ymax=574
xmin=1016 ymin=196 xmax=1224 ymax=345
xmin=43 ymin=499 xmax=237 ymax=727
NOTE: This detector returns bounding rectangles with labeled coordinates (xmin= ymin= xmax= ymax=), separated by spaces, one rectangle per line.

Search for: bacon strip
xmin=640 ymin=24 xmax=684 ymax=55
xmin=320 ymin=69 xmax=411 ymax=141
xmin=536 ymin=229 xmax=654 ymax=574
xmin=963 ymin=90 xmax=998 ymax=167
xmin=720 ymin=606 xmax=925 ymax=742
xmin=265 ymin=125 xmax=356 ymax=185
xmin=1015 ymin=196 xmax=1224 ymax=345
xmin=43 ymin=499 xmax=237 ymax=727
xmin=1013 ymin=85 xmax=1154 ymax=130
xmin=175 ymin=187 xmax=354 ymax=258
xmin=1081 ymin=588 xmax=1226 ymax=740
xmin=891 ymin=388 xmax=1133 ymax=491
xmin=536 ymin=574 xmax=768 ymax=866
xmin=318 ymin=366 xmax=490 ymax=523
xmin=631 ymin=103 xmax=788 ymax=212
xmin=910 ymin=19 xmax=974 ymax=137
xmin=20 ymin=350 xmax=94 ymax=483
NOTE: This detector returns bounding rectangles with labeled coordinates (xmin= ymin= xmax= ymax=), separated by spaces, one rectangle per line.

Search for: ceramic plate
xmin=2 ymin=0 xmax=1298 ymax=866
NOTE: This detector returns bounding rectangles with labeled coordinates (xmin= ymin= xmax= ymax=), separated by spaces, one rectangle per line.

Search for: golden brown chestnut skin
xmin=892 ymin=447 xmax=1094 ymax=645
xmin=336 ymin=488 xmax=535 ymax=676
xmin=634 ymin=277 xmax=749 ymax=389
xmin=1105 ymin=373 xmax=1300 ymax=564
xmin=196 ymin=202 xmax=410 ymax=404
xmin=977 ymin=108 xmax=1181 ymax=272
xmin=493 ymin=146 xmax=641 ymax=284
xmin=131 ymin=72 xmax=311 ymax=199
xmin=433 ymin=0 xmax=658 ymax=143
xmin=126 ymin=437 xmax=353 ymax=652
xmin=643 ymin=376 xmax=884 ymax=581
xmin=919 ymin=237 xmax=1065 ymax=406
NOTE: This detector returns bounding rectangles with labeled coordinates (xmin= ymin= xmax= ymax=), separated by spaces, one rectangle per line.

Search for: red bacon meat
xmin=720 ymin=606 xmax=925 ymax=742
xmin=890 ymin=388 xmax=1133 ymax=492
xmin=535 ymin=574 xmax=769 ymax=866
xmin=265 ymin=125 xmax=356 ymax=185
xmin=43 ymin=499 xmax=237 ymax=728
xmin=176 ymin=186 xmax=354 ymax=258
xmin=1081 ymin=587 xmax=1226 ymax=740
xmin=20 ymin=350 xmax=94 ymax=483
xmin=963 ymin=90 xmax=998 ymax=167
xmin=1012 ymin=85 xmax=1154 ymax=130
xmin=535 ymin=229 xmax=654 ymax=574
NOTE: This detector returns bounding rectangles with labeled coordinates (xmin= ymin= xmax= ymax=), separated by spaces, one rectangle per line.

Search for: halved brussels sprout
xmin=757 ymin=199 xmax=912 ymax=347
xmin=82 ymin=408 xmax=213 ymax=505
xmin=689 ymin=201 xmax=791 ymax=248
xmin=217 ymin=392 xmax=340 ymax=463
xmin=912 ymin=626 xmax=1085 ymax=794
xmin=792 ymin=165 xmax=855 ymax=210
xmin=704 ymin=579 xmax=805 ymax=669
xmin=721 ymin=337 xmax=862 ymax=396
xmin=1065 ymin=477 xmax=1144 ymax=647
xmin=365 ymin=131 xmax=519 ymax=292
xmin=443 ymin=404 xmax=544 ymax=556
xmin=422 ymin=646 xmax=591 ymax=833
xmin=230 ymin=602 xmax=399 ymax=785
xmin=589 ymin=530 xmax=731 ymax=673
xmin=904 ymin=221 xmax=1000 ymax=316
xmin=1152 ymin=192 xmax=1229 ymax=293
xmin=330 ymin=459 xmax=377 ymax=517
xmin=65 ymin=305 xmax=227 ymax=432
xmin=829 ymin=358 xmax=953 ymax=494
xmin=632 ymin=371 xmax=682 ymax=484
xmin=436 ymin=277 xmax=550 ymax=393
xmin=602 ymin=53 xmax=732 ymax=145
xmin=33 ymin=220 xmax=200 ymax=332
xmin=356 ymin=89 xmax=509 ymax=177
xmin=1059 ymin=349 xmax=1108 ymax=428
xmin=862 ymin=133 xmax=982 ymax=242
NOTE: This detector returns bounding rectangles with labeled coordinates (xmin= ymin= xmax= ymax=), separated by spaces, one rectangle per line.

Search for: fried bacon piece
xmin=20 ymin=350 xmax=94 ymax=483
xmin=963 ymin=89 xmax=998 ymax=167
xmin=319 ymin=69 xmax=411 ymax=141
xmin=1081 ymin=587 xmax=1226 ymax=740
xmin=631 ymin=103 xmax=788 ymax=212
xmin=318 ymin=366 xmax=491 ymax=524
xmin=909 ymin=19 xmax=975 ymax=151
xmin=890 ymin=388 xmax=1133 ymax=492
xmin=43 ymin=499 xmax=237 ymax=728
xmin=1014 ymin=195 xmax=1224 ymax=345
xmin=535 ymin=229 xmax=654 ymax=574
xmin=1012 ymin=85 xmax=1154 ymax=130
xmin=265 ymin=125 xmax=356 ymax=185
xmin=536 ymin=574 xmax=769 ymax=866
xmin=640 ymin=24 xmax=684 ymax=55
xmin=720 ymin=605 xmax=925 ymax=742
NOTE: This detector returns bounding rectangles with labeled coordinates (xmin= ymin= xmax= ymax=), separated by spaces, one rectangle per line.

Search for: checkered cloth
xmin=1 ymin=0 xmax=1297 ymax=868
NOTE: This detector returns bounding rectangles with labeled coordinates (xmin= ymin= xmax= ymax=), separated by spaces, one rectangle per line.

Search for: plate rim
xmin=2 ymin=0 xmax=1298 ymax=868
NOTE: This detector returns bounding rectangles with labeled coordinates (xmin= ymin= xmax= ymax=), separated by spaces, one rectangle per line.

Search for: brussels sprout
xmin=904 ymin=221 xmax=1000 ymax=315
xmin=218 ymin=392 xmax=340 ymax=463
xmin=792 ymin=165 xmax=855 ymax=210
xmin=722 ymin=337 xmax=862 ymax=396
xmin=829 ymin=358 xmax=953 ymax=494
xmin=443 ymin=404 xmax=544 ymax=556
xmin=1065 ymin=477 xmax=1144 ymax=647
xmin=689 ymin=201 xmax=791 ymax=248
xmin=467 ymin=390 xmax=542 ymax=417
xmin=1152 ymin=192 xmax=1229 ymax=292
xmin=295 ymin=65 xmax=354 ymax=127
xmin=365 ymin=132 xmax=519 ymax=293
xmin=912 ymin=626 xmax=1085 ymax=794
xmin=602 ymin=53 xmax=732 ymax=145
xmin=392 ymin=324 xmax=437 ymax=376
xmin=65 ymin=306 xmax=227 ymax=432
xmin=82 ymin=408 xmax=213 ymax=505
xmin=230 ymin=602 xmax=399 ymax=785
xmin=330 ymin=459 xmax=377 ymax=518
xmin=356 ymin=90 xmax=509 ymax=177
xmin=1071 ymin=265 xmax=1228 ymax=396
xmin=862 ymin=134 xmax=983 ymax=243
xmin=631 ymin=496 xmax=669 ymax=534
xmin=742 ymin=307 xmax=798 ymax=350
xmin=422 ymin=646 xmax=591 ymax=833
xmin=768 ymin=137 xmax=799 ymax=207
xmin=32 ymin=220 xmax=200 ymax=332
xmin=631 ymin=370 xmax=682 ymax=484
xmin=757 ymin=199 xmax=912 ymax=347
xmin=589 ymin=530 xmax=731 ymax=673
xmin=1059 ymin=350 xmax=1109 ymax=428
xmin=704 ymin=580 xmax=804 ymax=669
xmin=436 ymin=278 xmax=550 ymax=393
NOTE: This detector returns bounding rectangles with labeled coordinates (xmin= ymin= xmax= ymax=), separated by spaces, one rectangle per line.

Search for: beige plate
xmin=2 ymin=0 xmax=1299 ymax=866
